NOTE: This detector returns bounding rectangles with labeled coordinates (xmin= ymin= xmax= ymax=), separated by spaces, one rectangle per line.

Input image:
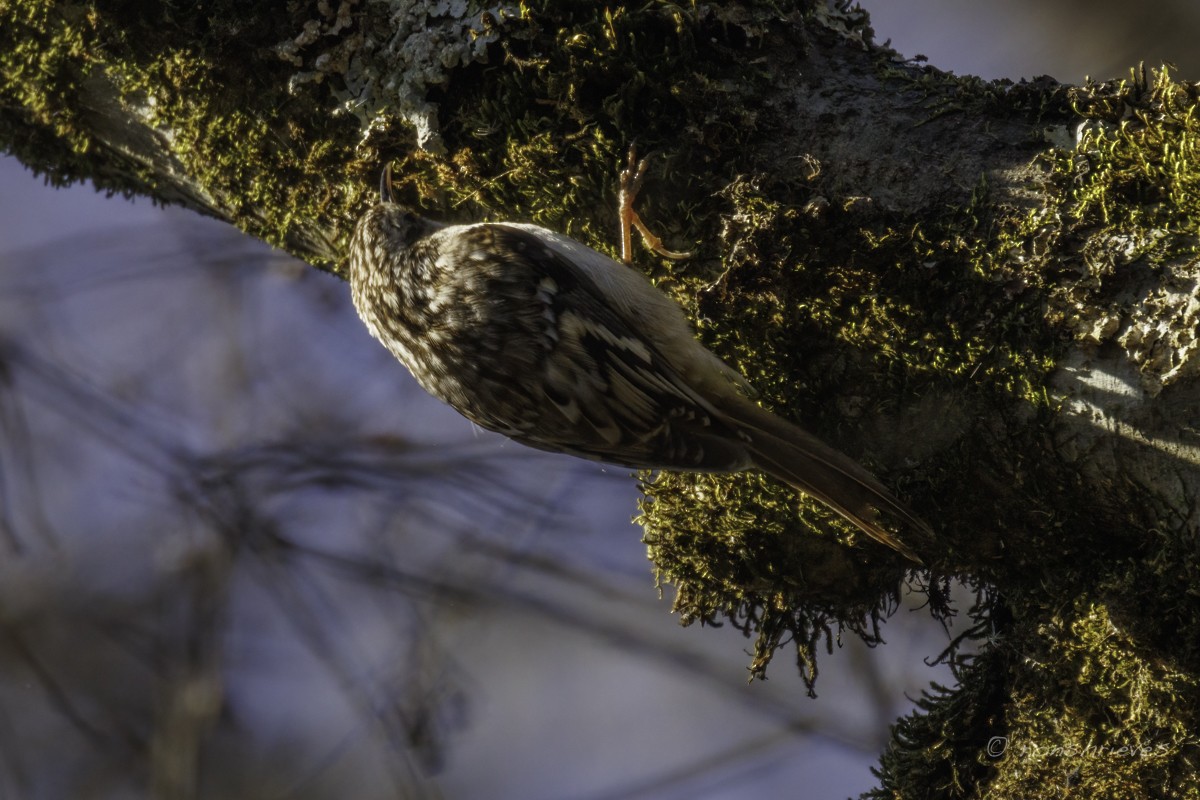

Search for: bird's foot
xmin=618 ymin=145 xmax=693 ymax=265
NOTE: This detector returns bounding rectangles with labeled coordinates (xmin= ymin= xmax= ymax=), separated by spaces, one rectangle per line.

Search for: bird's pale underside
xmin=349 ymin=153 xmax=930 ymax=563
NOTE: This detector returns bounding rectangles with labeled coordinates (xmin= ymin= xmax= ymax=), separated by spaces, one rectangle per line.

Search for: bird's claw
xmin=618 ymin=145 xmax=694 ymax=265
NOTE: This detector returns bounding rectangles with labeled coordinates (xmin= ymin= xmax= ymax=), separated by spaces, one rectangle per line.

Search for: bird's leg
xmin=618 ymin=146 xmax=694 ymax=266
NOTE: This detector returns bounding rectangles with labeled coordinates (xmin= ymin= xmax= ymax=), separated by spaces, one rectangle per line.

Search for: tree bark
xmin=3 ymin=1 xmax=1199 ymax=797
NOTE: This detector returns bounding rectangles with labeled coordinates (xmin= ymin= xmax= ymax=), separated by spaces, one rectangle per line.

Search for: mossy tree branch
xmin=4 ymin=1 xmax=1200 ymax=797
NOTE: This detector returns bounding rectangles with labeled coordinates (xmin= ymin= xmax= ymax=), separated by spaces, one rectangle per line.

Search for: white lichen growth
xmin=276 ymin=0 xmax=518 ymax=153
xmin=1065 ymin=229 xmax=1200 ymax=397
xmin=1117 ymin=267 xmax=1200 ymax=396
xmin=811 ymin=0 xmax=872 ymax=48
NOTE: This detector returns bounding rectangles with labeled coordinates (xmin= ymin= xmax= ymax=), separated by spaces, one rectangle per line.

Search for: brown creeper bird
xmin=349 ymin=152 xmax=930 ymax=562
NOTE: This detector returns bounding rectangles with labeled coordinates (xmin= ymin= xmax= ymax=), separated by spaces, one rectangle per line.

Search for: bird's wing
xmin=478 ymin=224 xmax=753 ymax=471
xmin=446 ymin=223 xmax=928 ymax=560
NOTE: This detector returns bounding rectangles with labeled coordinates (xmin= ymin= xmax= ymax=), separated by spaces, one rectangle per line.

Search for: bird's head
xmin=353 ymin=163 xmax=444 ymax=256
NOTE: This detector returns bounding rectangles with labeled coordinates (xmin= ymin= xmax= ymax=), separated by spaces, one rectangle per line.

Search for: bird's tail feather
xmin=725 ymin=400 xmax=929 ymax=563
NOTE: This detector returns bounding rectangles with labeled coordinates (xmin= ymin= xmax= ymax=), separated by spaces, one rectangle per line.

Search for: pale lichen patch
xmin=1116 ymin=266 xmax=1200 ymax=395
xmin=276 ymin=0 xmax=519 ymax=152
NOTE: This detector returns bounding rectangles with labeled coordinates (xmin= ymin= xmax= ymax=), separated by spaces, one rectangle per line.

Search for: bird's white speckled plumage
xmin=349 ymin=193 xmax=930 ymax=562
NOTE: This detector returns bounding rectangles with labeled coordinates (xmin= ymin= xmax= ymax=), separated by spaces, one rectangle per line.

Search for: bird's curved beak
xmin=379 ymin=163 xmax=395 ymax=204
